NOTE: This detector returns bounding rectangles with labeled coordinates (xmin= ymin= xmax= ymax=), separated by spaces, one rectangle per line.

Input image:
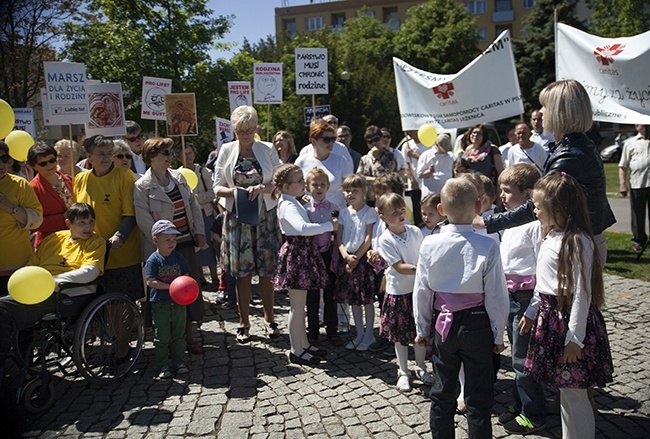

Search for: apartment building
xmin=276 ymin=0 xmax=555 ymax=50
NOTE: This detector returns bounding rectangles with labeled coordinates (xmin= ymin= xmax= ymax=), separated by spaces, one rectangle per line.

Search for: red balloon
xmin=169 ymin=276 xmax=199 ymax=305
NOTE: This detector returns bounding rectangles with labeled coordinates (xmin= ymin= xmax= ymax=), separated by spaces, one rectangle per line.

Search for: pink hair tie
xmin=374 ymin=207 xmax=380 ymax=214
xmin=561 ymin=171 xmax=567 ymax=177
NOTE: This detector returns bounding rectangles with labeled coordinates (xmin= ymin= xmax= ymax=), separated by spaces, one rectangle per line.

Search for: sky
xmin=209 ymin=1 xmax=315 ymax=60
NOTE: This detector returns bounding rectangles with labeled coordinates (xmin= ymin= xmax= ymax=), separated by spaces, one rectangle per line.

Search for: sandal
xmin=289 ymin=350 xmax=321 ymax=365
xmin=236 ymin=325 xmax=251 ymax=343
xmin=264 ymin=321 xmax=280 ymax=339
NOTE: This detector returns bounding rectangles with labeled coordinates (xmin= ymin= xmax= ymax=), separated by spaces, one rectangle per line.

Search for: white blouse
xmin=377 ymin=225 xmax=423 ymax=295
xmin=339 ymin=204 xmax=378 ymax=253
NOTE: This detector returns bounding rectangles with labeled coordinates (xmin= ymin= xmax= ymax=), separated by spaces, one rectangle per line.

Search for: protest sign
xmin=303 ymin=104 xmax=331 ymax=126
xmin=393 ymin=31 xmax=523 ymax=130
xmin=295 ymin=48 xmax=328 ymax=95
xmin=216 ymin=117 xmax=234 ymax=150
xmin=254 ymin=63 xmax=283 ymax=104
xmin=165 ymin=93 xmax=198 ymax=136
xmin=85 ymin=82 xmax=127 ymax=137
xmin=228 ymin=82 xmax=252 ymax=113
xmin=43 ymin=62 xmax=90 ymax=125
xmin=141 ymin=76 xmax=172 ymax=120
xmin=556 ymin=23 xmax=650 ymax=124
xmin=13 ymin=108 xmax=36 ymax=138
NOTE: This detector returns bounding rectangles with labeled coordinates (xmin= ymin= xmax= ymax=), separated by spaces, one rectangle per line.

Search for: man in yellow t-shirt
xmin=0 ymin=203 xmax=105 ymax=386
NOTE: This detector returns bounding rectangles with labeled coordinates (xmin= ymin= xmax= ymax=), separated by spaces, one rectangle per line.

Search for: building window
xmin=523 ymin=0 xmax=535 ymax=9
xmin=360 ymin=10 xmax=376 ymax=18
xmin=283 ymin=19 xmax=297 ymax=37
xmin=495 ymin=0 xmax=512 ymax=11
xmin=478 ymin=28 xmax=488 ymax=42
xmin=305 ymin=17 xmax=325 ymax=31
xmin=465 ymin=1 xmax=487 ymax=14
xmin=331 ymin=13 xmax=345 ymax=29
xmin=383 ymin=7 xmax=400 ymax=30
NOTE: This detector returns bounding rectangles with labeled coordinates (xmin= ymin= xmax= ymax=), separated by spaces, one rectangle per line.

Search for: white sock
xmin=351 ymin=305 xmax=364 ymax=343
xmin=288 ymin=289 xmax=308 ymax=355
xmin=561 ymin=388 xmax=594 ymax=439
xmin=395 ymin=342 xmax=409 ymax=374
xmin=363 ymin=303 xmax=375 ymax=342
xmin=414 ymin=343 xmax=427 ymax=371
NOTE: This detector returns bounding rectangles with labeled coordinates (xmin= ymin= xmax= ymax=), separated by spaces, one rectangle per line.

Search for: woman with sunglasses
xmin=134 ymin=137 xmax=207 ymax=354
xmin=295 ymin=120 xmax=353 ymax=209
xmin=112 ymin=139 xmax=141 ymax=179
xmin=0 ymin=140 xmax=43 ymax=296
xmin=357 ymin=125 xmax=398 ymax=189
xmin=27 ymin=142 xmax=74 ymax=248
xmin=213 ymin=106 xmax=282 ymax=343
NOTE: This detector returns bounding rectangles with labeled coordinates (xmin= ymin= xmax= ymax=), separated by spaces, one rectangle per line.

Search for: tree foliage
xmin=0 ymin=0 xmax=81 ymax=107
xmin=513 ymin=0 xmax=585 ymax=114
xmin=587 ymin=0 xmax=650 ymax=37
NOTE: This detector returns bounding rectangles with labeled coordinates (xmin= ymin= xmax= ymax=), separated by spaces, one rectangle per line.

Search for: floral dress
xmin=222 ymin=157 xmax=281 ymax=278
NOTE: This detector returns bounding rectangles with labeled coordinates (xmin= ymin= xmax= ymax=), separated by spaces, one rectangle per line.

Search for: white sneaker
xmin=396 ymin=370 xmax=411 ymax=392
xmin=356 ymin=336 xmax=374 ymax=352
xmin=415 ymin=368 xmax=434 ymax=385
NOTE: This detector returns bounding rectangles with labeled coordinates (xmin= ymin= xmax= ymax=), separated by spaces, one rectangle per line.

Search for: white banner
xmin=254 ymin=63 xmax=282 ymax=104
xmin=393 ymin=31 xmax=523 ymax=130
xmin=295 ymin=48 xmax=328 ymax=95
xmin=216 ymin=117 xmax=233 ymax=150
xmin=43 ymin=62 xmax=90 ymax=125
xmin=228 ymin=81 xmax=252 ymax=114
xmin=13 ymin=108 xmax=36 ymax=138
xmin=85 ymin=82 xmax=127 ymax=137
xmin=556 ymin=23 xmax=650 ymax=124
xmin=141 ymin=76 xmax=172 ymax=120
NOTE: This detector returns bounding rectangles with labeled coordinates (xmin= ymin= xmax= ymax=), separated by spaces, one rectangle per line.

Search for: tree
xmin=62 ymin=0 xmax=232 ymax=152
xmin=393 ymin=0 xmax=480 ymax=74
xmin=513 ymin=0 xmax=585 ymax=113
xmin=587 ymin=0 xmax=650 ymax=37
xmin=0 ymin=0 xmax=81 ymax=107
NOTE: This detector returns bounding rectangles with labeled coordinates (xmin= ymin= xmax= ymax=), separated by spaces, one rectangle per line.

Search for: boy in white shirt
xmin=414 ymin=178 xmax=508 ymax=439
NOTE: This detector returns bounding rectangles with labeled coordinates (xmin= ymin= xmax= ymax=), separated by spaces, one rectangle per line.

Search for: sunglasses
xmin=0 ymin=154 xmax=11 ymax=164
xmin=125 ymin=134 xmax=143 ymax=142
xmin=115 ymin=153 xmax=133 ymax=160
xmin=160 ymin=149 xmax=172 ymax=156
xmin=319 ymin=136 xmax=336 ymax=144
xmin=36 ymin=157 xmax=57 ymax=167
xmin=366 ymin=136 xmax=381 ymax=144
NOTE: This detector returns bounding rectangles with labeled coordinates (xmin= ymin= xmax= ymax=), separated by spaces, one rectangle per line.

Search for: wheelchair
xmin=11 ymin=278 xmax=144 ymax=414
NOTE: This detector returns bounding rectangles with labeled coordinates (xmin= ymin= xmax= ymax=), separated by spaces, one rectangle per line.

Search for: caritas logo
xmin=433 ymin=82 xmax=455 ymax=100
xmin=594 ymin=44 xmax=625 ymax=66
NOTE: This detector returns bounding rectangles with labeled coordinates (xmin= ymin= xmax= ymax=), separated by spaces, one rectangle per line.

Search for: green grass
xmin=603 ymin=231 xmax=650 ymax=282
xmin=603 ymin=162 xmax=622 ymax=197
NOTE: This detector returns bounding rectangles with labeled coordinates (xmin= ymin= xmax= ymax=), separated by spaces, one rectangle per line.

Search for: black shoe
xmin=503 ymin=415 xmax=546 ymax=435
xmin=326 ymin=334 xmax=344 ymax=346
xmin=289 ymin=351 xmax=322 ymax=365
xmin=306 ymin=345 xmax=327 ymax=357
xmin=368 ymin=337 xmax=391 ymax=352
xmin=498 ymin=405 xmax=520 ymax=425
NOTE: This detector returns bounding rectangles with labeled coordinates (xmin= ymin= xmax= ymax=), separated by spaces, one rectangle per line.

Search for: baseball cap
xmin=151 ymin=219 xmax=181 ymax=236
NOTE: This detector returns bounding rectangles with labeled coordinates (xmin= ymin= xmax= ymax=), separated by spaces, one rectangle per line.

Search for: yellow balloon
xmin=254 ymin=133 xmax=261 ymax=142
xmin=8 ymin=266 xmax=55 ymax=305
xmin=5 ymin=130 xmax=35 ymax=162
xmin=177 ymin=167 xmax=198 ymax=190
xmin=0 ymin=99 xmax=15 ymax=139
xmin=418 ymin=124 xmax=438 ymax=147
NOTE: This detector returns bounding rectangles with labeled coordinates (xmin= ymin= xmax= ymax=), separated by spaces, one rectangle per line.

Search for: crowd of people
xmin=0 ymin=79 xmax=623 ymax=438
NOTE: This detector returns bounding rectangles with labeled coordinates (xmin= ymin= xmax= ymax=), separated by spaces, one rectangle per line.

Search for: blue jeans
xmin=429 ymin=306 xmax=494 ymax=439
xmin=507 ymin=290 xmax=546 ymax=424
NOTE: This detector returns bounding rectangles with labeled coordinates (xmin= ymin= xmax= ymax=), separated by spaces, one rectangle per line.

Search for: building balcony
xmin=492 ymin=10 xmax=514 ymax=22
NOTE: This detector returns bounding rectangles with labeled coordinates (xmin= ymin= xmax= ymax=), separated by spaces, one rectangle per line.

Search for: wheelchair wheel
xmin=21 ymin=377 xmax=56 ymax=414
xmin=73 ymin=293 xmax=144 ymax=384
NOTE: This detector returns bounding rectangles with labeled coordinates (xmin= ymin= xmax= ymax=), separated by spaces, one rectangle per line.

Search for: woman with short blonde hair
xmin=539 ymin=79 xmax=593 ymax=138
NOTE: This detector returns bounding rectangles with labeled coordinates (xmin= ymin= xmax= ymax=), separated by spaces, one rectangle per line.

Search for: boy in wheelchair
xmin=0 ymin=203 xmax=105 ymax=389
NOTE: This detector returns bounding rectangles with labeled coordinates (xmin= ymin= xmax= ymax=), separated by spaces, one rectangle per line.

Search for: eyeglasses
xmin=319 ymin=136 xmax=336 ymax=144
xmin=125 ymin=134 xmax=143 ymax=142
xmin=115 ymin=153 xmax=133 ymax=160
xmin=382 ymin=134 xmax=391 ymax=139
xmin=366 ymin=136 xmax=381 ymax=144
xmin=160 ymin=149 xmax=172 ymax=156
xmin=236 ymin=128 xmax=256 ymax=135
xmin=36 ymin=157 xmax=57 ymax=167
xmin=0 ymin=154 xmax=11 ymax=164
xmin=470 ymin=131 xmax=483 ymax=136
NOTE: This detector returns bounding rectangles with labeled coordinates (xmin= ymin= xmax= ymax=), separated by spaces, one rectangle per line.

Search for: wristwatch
xmin=10 ymin=206 xmax=18 ymax=215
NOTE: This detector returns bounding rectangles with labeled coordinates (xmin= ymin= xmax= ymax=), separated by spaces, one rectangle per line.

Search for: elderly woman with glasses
xmin=134 ymin=137 xmax=207 ymax=354
xmin=357 ymin=125 xmax=398 ymax=188
xmin=460 ymin=124 xmax=504 ymax=185
xmin=113 ymin=139 xmax=141 ymax=179
xmin=74 ymin=135 xmax=143 ymax=301
xmin=213 ymin=106 xmax=282 ymax=343
xmin=0 ymin=140 xmax=43 ymax=295
xmin=27 ymin=142 xmax=74 ymax=248
xmin=295 ymin=120 xmax=353 ymax=209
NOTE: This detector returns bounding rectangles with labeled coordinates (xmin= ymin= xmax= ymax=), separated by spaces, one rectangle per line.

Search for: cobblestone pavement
xmin=5 ymin=273 xmax=649 ymax=438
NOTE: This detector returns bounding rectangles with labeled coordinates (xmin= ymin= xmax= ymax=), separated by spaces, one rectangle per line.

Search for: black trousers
xmin=429 ymin=306 xmax=494 ymax=439
xmin=306 ymin=250 xmax=338 ymax=338
xmin=630 ymin=187 xmax=650 ymax=245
